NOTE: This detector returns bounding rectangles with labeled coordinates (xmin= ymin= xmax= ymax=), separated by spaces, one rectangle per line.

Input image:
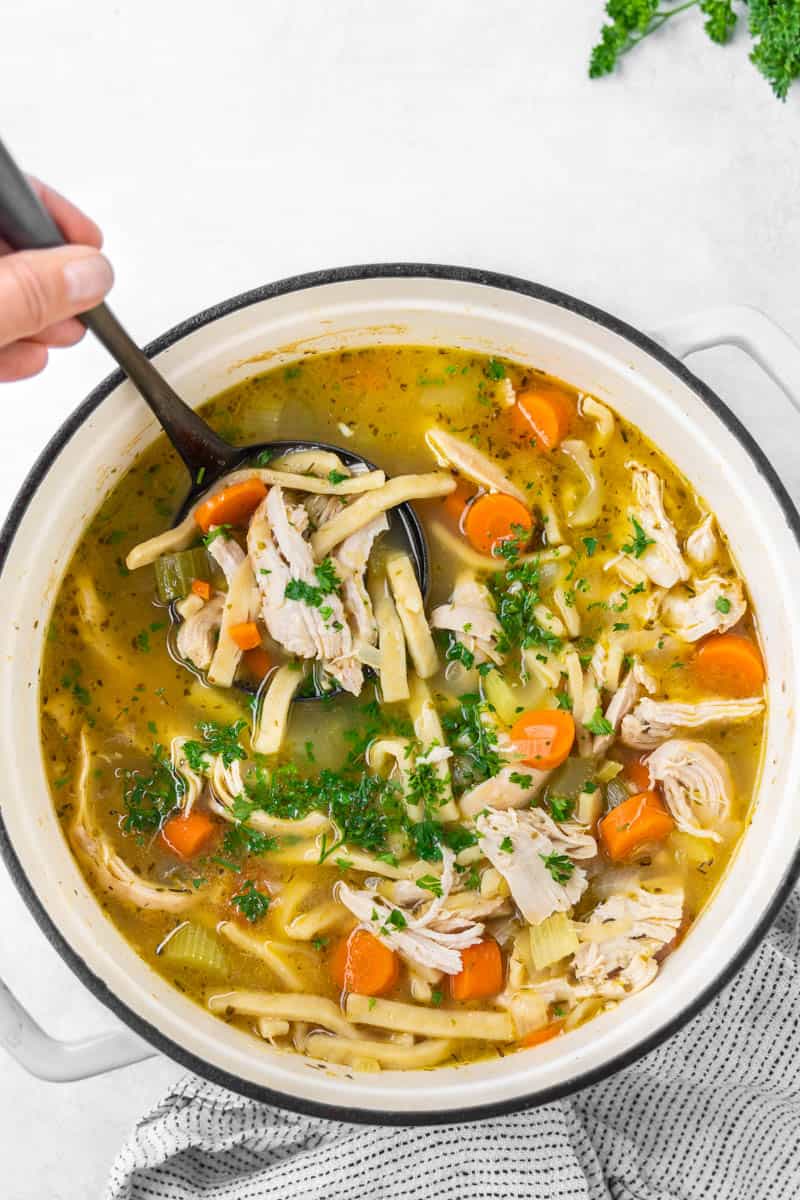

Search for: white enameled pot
xmin=2 ymin=267 xmax=800 ymax=1124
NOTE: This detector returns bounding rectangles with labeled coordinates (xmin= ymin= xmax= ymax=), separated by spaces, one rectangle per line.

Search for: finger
xmin=0 ymin=245 xmax=113 ymax=344
xmin=28 ymin=317 xmax=86 ymax=348
xmin=0 ymin=340 xmax=48 ymax=382
xmin=27 ymin=176 xmax=103 ymax=248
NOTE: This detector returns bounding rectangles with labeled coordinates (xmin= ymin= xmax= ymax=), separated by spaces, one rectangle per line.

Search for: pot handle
xmin=650 ymin=304 xmax=800 ymax=411
xmin=0 ymin=974 xmax=156 ymax=1081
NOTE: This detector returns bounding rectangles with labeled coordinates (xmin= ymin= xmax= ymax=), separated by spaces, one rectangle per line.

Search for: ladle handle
xmin=0 ymin=135 xmax=237 ymax=480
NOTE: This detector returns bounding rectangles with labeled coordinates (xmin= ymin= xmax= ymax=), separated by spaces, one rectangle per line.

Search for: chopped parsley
xmin=445 ymin=637 xmax=476 ymax=670
xmin=500 ymin=835 xmax=514 ymax=853
xmin=621 ymin=516 xmax=655 ymax=559
xmin=488 ymin=558 xmax=562 ymax=656
xmin=555 ymin=691 xmax=573 ymax=712
xmin=122 ymin=746 xmax=184 ymax=833
xmin=202 ymin=523 xmax=233 ymax=546
xmin=548 ymin=795 xmax=575 ymax=823
xmin=585 ymin=707 xmax=614 ymax=736
xmin=715 ymin=595 xmax=732 ymax=614
xmin=582 ymin=536 xmax=598 ymax=557
xmin=230 ymin=879 xmax=270 ymax=923
xmin=284 ymin=557 xmax=342 ymax=608
xmin=486 ymin=358 xmax=506 ymax=380
xmin=416 ymin=874 xmax=443 ymax=897
xmin=183 ymin=720 xmax=247 ymax=771
xmin=327 ymin=469 xmax=349 ymax=485
xmin=540 ymin=852 xmax=575 ymax=885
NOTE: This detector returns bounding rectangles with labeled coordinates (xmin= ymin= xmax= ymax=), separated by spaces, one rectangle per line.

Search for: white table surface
xmin=1 ymin=2 xmax=799 ymax=1195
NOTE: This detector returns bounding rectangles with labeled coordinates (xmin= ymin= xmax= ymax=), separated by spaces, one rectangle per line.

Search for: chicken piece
xmin=248 ymin=496 xmax=317 ymax=659
xmin=206 ymin=531 xmax=246 ymax=582
xmin=685 ymin=514 xmax=718 ymax=566
xmin=459 ymin=765 xmax=549 ymax=818
xmin=622 ymin=462 xmax=689 ymax=589
xmin=560 ymin=439 xmax=602 ymax=527
xmin=430 ymin=572 xmax=504 ymax=666
xmin=71 ymin=730 xmax=194 ymax=913
xmin=170 ymin=737 xmax=206 ymax=815
xmin=572 ymin=887 xmax=683 ymax=992
xmin=645 ymin=739 xmax=734 ymax=841
xmin=176 ymin=594 xmax=224 ymax=671
xmin=334 ymin=849 xmax=484 ymax=975
xmin=662 ymin=573 xmax=746 ymax=642
xmin=425 ymin=427 xmax=529 ymax=506
xmin=621 ymin=695 xmax=764 ymax=750
xmin=475 ymin=809 xmax=593 ymax=925
xmin=304 ymin=492 xmax=346 ymax=530
xmin=333 ymin=513 xmax=388 ymax=647
xmin=592 ymin=660 xmax=657 ymax=756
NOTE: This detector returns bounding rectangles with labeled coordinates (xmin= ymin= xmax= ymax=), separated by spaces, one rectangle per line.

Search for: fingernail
xmin=63 ymin=253 xmax=114 ymax=304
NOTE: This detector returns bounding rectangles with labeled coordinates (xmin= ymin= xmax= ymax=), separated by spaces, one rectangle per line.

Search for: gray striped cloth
xmin=106 ymin=889 xmax=800 ymax=1200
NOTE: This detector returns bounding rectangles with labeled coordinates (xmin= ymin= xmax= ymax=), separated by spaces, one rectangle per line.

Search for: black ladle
xmin=0 ymin=137 xmax=428 ymax=695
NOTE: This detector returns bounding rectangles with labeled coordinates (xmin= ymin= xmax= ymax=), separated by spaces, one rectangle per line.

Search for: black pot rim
xmin=2 ymin=262 xmax=799 ymax=1126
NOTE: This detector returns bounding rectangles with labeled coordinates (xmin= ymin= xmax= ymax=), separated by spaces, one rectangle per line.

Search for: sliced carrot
xmin=243 ymin=647 xmax=272 ymax=679
xmin=462 ymin=493 xmax=533 ymax=557
xmin=450 ymin=939 xmax=503 ymax=1001
xmin=194 ymin=479 xmax=268 ymax=533
xmin=624 ymin=757 xmax=651 ymax=793
xmin=510 ymin=709 xmax=575 ymax=770
xmin=330 ymin=929 xmax=399 ymax=997
xmin=443 ymin=479 xmax=476 ymax=526
xmin=160 ymin=810 xmax=217 ymax=860
xmin=521 ymin=1020 xmax=565 ymax=1048
xmin=191 ymin=578 xmax=212 ymax=601
xmin=512 ymin=384 xmax=572 ymax=449
xmin=599 ymin=790 xmax=674 ymax=862
xmin=694 ymin=633 xmax=765 ymax=698
xmin=229 ymin=621 xmax=262 ymax=651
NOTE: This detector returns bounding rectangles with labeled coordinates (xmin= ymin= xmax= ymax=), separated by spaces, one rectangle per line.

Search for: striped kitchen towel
xmin=106 ymin=889 xmax=800 ymax=1200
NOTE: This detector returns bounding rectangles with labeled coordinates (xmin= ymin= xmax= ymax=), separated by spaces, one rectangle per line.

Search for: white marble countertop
xmin=1 ymin=2 xmax=799 ymax=1195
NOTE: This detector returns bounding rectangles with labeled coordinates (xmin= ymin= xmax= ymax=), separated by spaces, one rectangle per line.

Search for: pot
xmin=2 ymin=265 xmax=800 ymax=1124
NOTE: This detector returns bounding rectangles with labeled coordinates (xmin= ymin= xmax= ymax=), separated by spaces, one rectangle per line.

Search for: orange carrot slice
xmin=510 ymin=709 xmax=575 ymax=770
xmin=462 ymin=493 xmax=533 ymax=557
xmin=599 ymin=790 xmax=674 ymax=862
xmin=694 ymin=633 xmax=765 ymax=697
xmin=521 ymin=1020 xmax=565 ymax=1048
xmin=194 ymin=479 xmax=268 ymax=533
xmin=191 ymin=579 xmax=212 ymax=601
xmin=330 ymin=929 xmax=399 ymax=996
xmin=450 ymin=939 xmax=504 ymax=1001
xmin=229 ymin=621 xmax=262 ymax=651
xmin=160 ymin=810 xmax=217 ymax=860
xmin=513 ymin=384 xmax=572 ymax=449
xmin=623 ymin=757 xmax=652 ymax=793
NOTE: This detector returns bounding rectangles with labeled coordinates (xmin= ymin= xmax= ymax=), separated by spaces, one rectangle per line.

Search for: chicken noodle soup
xmin=41 ymin=346 xmax=766 ymax=1070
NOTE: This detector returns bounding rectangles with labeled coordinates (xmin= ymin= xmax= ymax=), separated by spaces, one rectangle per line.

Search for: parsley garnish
xmin=540 ymin=852 xmax=575 ymax=885
xmin=486 ymin=358 xmax=506 ymax=380
xmin=416 ymin=874 xmax=443 ymax=897
xmin=715 ymin=595 xmax=732 ymax=614
xmin=183 ymin=720 xmax=247 ymax=770
xmin=585 ymin=707 xmax=614 ymax=736
xmin=327 ymin=469 xmax=349 ymax=485
xmin=582 ymin=536 xmax=598 ymax=557
xmin=231 ymin=879 xmax=270 ymax=923
xmin=500 ymin=835 xmax=514 ymax=852
xmin=122 ymin=745 xmax=184 ymax=833
xmin=548 ymin=795 xmax=575 ymax=823
xmin=202 ymin=523 xmax=233 ymax=546
xmin=621 ymin=516 xmax=655 ymax=559
xmin=488 ymin=558 xmax=562 ymax=656
xmin=284 ymin=558 xmax=342 ymax=608
xmin=445 ymin=637 xmax=476 ymax=670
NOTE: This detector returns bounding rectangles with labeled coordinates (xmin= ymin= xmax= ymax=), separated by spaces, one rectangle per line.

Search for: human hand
xmin=0 ymin=178 xmax=113 ymax=382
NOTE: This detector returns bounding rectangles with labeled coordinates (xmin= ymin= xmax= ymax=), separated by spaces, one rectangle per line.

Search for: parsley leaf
xmin=715 ymin=595 xmax=732 ymax=614
xmin=620 ymin=516 xmax=655 ymax=559
xmin=548 ymin=795 xmax=575 ymax=823
xmin=202 ymin=524 xmax=233 ymax=546
xmin=183 ymin=720 xmax=247 ymax=770
xmin=231 ymin=879 xmax=270 ymax=923
xmin=540 ymin=852 xmax=575 ymax=885
xmin=327 ymin=469 xmax=349 ymax=485
xmin=585 ymin=707 xmax=614 ymax=736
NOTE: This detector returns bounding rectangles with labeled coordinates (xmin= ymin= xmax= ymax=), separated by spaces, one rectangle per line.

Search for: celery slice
xmin=529 ymin=911 xmax=579 ymax=971
xmin=153 ymin=548 xmax=212 ymax=602
xmin=160 ymin=921 xmax=228 ymax=977
xmin=483 ymin=670 xmax=519 ymax=725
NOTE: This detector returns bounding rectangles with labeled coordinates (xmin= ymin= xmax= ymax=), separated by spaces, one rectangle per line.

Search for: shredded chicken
xmin=206 ymin=532 xmax=246 ymax=582
xmin=573 ymin=887 xmax=683 ymax=992
xmin=593 ymin=660 xmax=657 ymax=756
xmin=176 ymin=594 xmax=224 ymax=671
xmin=333 ymin=514 xmax=388 ymax=647
xmin=621 ymin=695 xmax=764 ymax=749
xmin=646 ymin=739 xmax=734 ymax=841
xmin=170 ymin=737 xmax=205 ymax=815
xmin=425 ymin=427 xmax=529 ymax=506
xmin=335 ymin=848 xmax=484 ymax=974
xmin=662 ymin=573 xmax=747 ymax=642
xmin=476 ymin=809 xmax=594 ymax=925
xmin=430 ymin=572 xmax=504 ymax=666
xmin=71 ymin=730 xmax=193 ymax=913
xmin=685 ymin=514 xmax=718 ymax=566
xmin=622 ymin=462 xmax=689 ymax=588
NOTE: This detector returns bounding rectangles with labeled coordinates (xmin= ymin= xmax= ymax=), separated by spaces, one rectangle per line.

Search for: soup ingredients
xmin=42 ymin=343 xmax=766 ymax=1073
xmin=463 ymin=493 xmax=534 ymax=557
xmin=598 ymin=790 xmax=675 ymax=861
xmin=330 ymin=929 xmax=400 ymax=996
xmin=694 ymin=632 xmax=765 ymax=696
xmin=450 ymin=939 xmax=503 ymax=1000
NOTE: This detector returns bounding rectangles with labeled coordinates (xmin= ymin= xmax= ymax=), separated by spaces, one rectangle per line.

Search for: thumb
xmin=0 ymin=245 xmax=113 ymax=346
